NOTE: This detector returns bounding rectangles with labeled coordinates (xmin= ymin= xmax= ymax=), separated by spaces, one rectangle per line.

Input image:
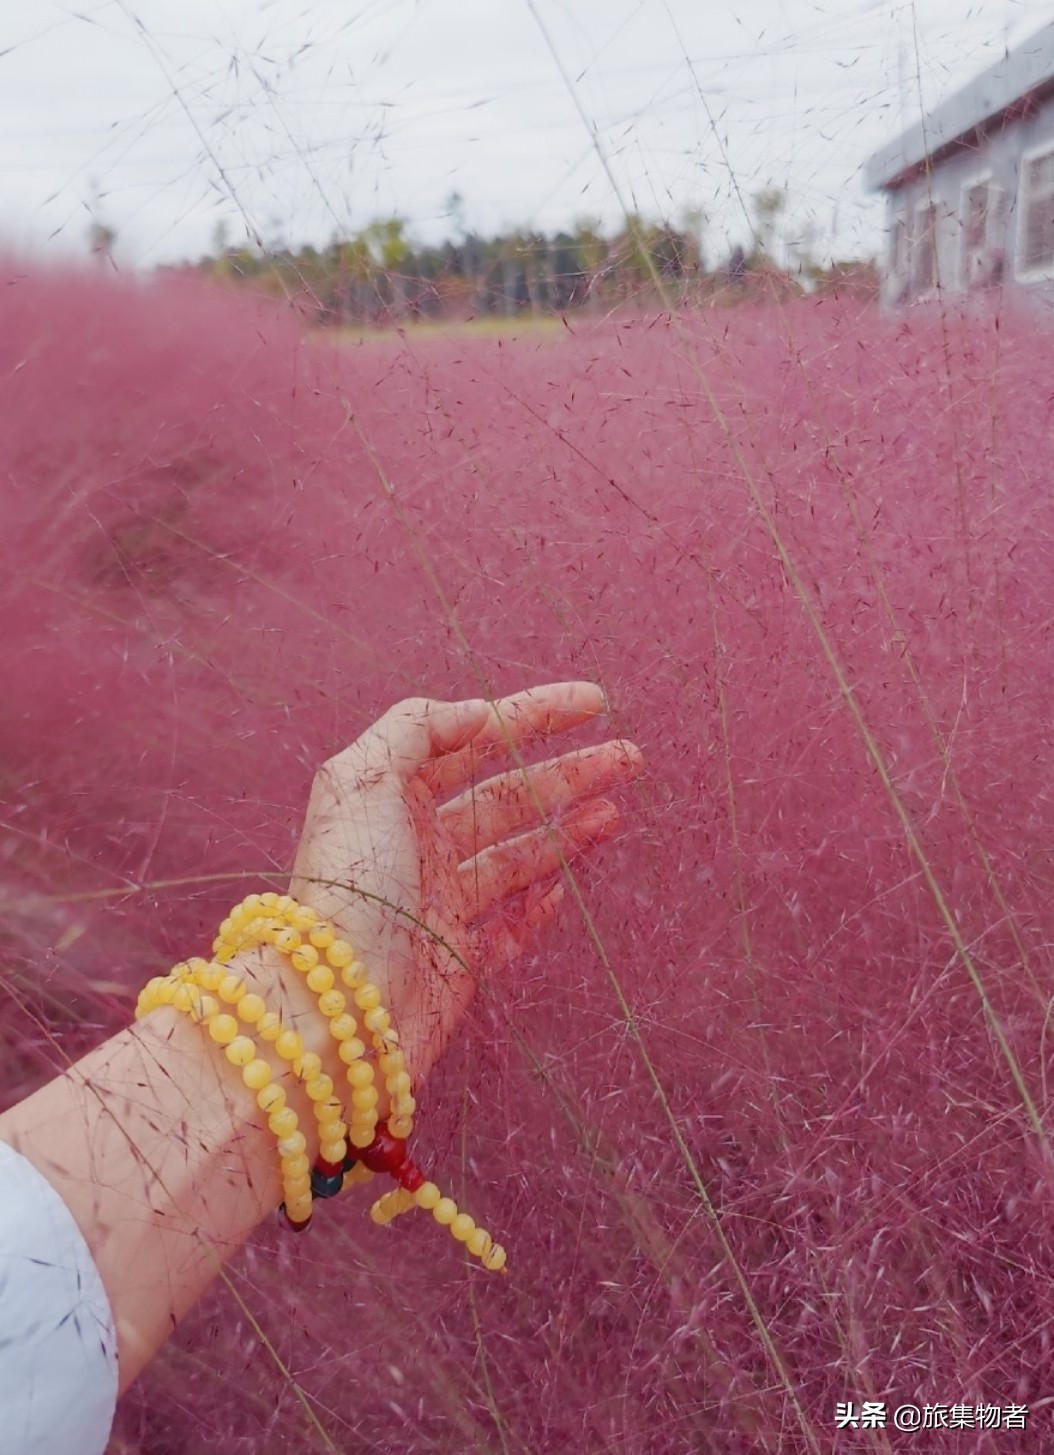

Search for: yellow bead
xmin=275 ymin=1030 xmax=304 ymax=1062
xmin=284 ymin=1194 xmax=312 ymax=1223
xmin=275 ymin=894 xmax=296 ymax=915
xmin=309 ymin=924 xmax=336 ymax=950
xmin=241 ymin=1059 xmax=272 ymax=1091
xmin=274 ymin=928 xmax=301 ymax=955
xmin=237 ymin=993 xmax=267 ymax=1024
xmin=450 ymin=1214 xmax=475 ymax=1242
xmin=257 ymin=1083 xmax=286 ymax=1114
xmin=351 ymin=1086 xmax=379 ymax=1110
xmin=208 ymin=1013 xmax=239 ymax=1045
xmin=386 ymin=1070 xmax=413 ymax=1097
xmin=388 ymin=1115 xmax=414 ymax=1138
xmin=325 ymin=939 xmax=355 ymax=969
xmin=338 ymin=1039 xmax=369 ymax=1066
xmin=316 ymin=1099 xmax=344 ymax=1125
xmin=281 ymin=1152 xmax=310 ymax=1179
xmin=198 ymin=964 xmax=225 ymax=992
xmin=294 ymin=946 xmax=322 ymax=975
xmin=415 ymin=1182 xmax=441 ymax=1210
xmin=170 ymin=961 xmax=192 ymax=981
xmin=392 ymin=1095 xmax=417 ymax=1119
xmin=260 ymin=892 xmax=280 ymax=908
xmin=284 ymin=1174 xmax=312 ymax=1200
xmin=293 ymin=1051 xmax=323 ymax=1081
xmin=256 ymin=1012 xmax=282 ymax=1042
xmin=378 ymin=1052 xmax=405 ymax=1077
xmin=240 ymin=893 xmax=264 ymax=913
xmin=353 ymin=984 xmax=382 ymax=1012
xmin=466 ymin=1227 xmax=492 ymax=1259
xmin=432 ymin=1198 xmax=458 ymax=1226
xmin=268 ymin=1108 xmax=298 ymax=1138
xmin=349 ymin=1127 xmax=375 ymax=1150
xmin=371 ymin=1189 xmax=414 ymax=1225
xmin=328 ymin=1011 xmax=356 ymax=1039
xmin=340 ymin=962 xmax=367 ymax=990
xmin=482 ymin=1244 xmax=507 ymax=1272
xmin=306 ymin=1074 xmax=335 ymax=1103
xmin=345 ymin=1059 xmax=374 ymax=1088
xmin=213 ymin=944 xmax=237 ymax=964
xmin=171 ymin=983 xmax=203 ymax=1015
xmin=277 ymin=1131 xmax=307 ymax=1158
xmin=288 ymin=905 xmax=318 ymax=931
xmin=363 ymin=1007 xmax=391 ymax=1036
xmin=225 ymin=1036 xmax=256 ymax=1067
xmin=318 ymin=989 xmax=346 ymax=1019
xmin=319 ymin=1138 xmax=346 ymax=1165
xmin=305 ymin=962 xmax=333 ymax=993
xmin=218 ymin=974 xmax=246 ymax=1003
xmin=345 ymin=1163 xmax=374 ymax=1187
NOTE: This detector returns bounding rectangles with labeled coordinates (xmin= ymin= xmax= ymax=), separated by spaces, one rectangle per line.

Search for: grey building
xmin=866 ymin=21 xmax=1054 ymax=308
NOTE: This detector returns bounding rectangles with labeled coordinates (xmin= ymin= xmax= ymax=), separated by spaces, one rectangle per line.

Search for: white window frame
xmin=1015 ymin=140 xmax=1054 ymax=281
xmin=958 ymin=170 xmax=993 ymax=290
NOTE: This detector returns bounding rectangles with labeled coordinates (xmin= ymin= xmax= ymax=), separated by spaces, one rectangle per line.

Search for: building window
xmin=891 ymin=211 xmax=907 ymax=276
xmin=1019 ymin=148 xmax=1054 ymax=273
xmin=913 ymin=202 xmax=938 ymax=293
xmin=960 ymin=180 xmax=990 ymax=286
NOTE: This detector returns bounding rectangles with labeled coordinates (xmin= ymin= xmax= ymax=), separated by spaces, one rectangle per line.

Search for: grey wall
xmin=880 ymin=95 xmax=1054 ymax=310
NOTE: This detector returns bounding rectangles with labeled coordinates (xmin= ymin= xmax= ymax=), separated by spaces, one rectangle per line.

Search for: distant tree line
xmin=181 ymin=194 xmax=877 ymax=325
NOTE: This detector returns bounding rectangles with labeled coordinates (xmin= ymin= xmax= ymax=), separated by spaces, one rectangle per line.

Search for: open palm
xmin=289 ymin=682 xmax=641 ymax=1084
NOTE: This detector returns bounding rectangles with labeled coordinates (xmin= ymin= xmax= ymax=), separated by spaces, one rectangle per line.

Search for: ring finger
xmin=457 ymin=797 xmax=620 ymax=922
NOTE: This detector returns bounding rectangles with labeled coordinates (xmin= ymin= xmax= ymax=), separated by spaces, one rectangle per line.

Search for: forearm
xmin=0 ymin=1008 xmax=273 ymax=1391
xmin=0 ymin=942 xmax=355 ymax=1394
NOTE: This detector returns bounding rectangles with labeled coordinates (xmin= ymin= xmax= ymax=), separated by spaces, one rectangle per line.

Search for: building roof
xmin=865 ymin=20 xmax=1054 ymax=192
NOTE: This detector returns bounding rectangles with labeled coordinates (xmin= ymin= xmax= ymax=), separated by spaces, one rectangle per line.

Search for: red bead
xmin=358 ymin=1123 xmax=409 ymax=1175
xmin=395 ymin=1160 xmax=425 ymax=1193
xmin=315 ymin=1156 xmax=345 ymax=1179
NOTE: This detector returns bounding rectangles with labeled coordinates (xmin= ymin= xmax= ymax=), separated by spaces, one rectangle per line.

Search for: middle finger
xmin=439 ymin=738 xmax=642 ymax=859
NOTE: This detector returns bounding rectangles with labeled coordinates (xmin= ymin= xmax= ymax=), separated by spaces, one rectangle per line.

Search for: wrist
xmin=224 ymin=942 xmax=395 ymax=1156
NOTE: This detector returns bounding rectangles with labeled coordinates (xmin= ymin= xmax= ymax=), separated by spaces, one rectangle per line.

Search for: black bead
xmin=310 ymin=1167 xmax=345 ymax=1199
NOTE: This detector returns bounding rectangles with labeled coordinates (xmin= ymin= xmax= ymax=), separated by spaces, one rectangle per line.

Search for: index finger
xmin=422 ymin=681 xmax=607 ymax=798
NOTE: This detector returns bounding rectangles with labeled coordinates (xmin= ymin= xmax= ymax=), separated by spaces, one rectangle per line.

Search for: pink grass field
xmin=1 ymin=263 xmax=1053 ymax=1452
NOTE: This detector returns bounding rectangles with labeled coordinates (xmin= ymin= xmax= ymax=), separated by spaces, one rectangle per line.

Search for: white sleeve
xmin=0 ymin=1139 xmax=119 ymax=1455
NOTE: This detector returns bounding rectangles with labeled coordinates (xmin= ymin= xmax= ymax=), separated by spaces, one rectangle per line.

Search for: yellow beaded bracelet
xmin=213 ymin=896 xmax=417 ymax=1145
xmin=136 ymin=893 xmax=508 ymax=1271
xmin=138 ymin=959 xmax=349 ymax=1186
xmin=134 ymin=974 xmax=314 ymax=1224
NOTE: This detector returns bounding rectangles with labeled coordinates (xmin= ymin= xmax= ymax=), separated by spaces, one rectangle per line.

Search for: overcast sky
xmin=2 ymin=0 xmax=1052 ymax=271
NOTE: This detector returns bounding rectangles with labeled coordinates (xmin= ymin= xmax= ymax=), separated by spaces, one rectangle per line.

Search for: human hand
xmin=287 ymin=681 xmax=642 ymax=1087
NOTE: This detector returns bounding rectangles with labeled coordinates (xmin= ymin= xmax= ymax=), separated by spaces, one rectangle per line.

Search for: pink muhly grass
xmin=1 ymin=261 xmax=1052 ymax=1452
